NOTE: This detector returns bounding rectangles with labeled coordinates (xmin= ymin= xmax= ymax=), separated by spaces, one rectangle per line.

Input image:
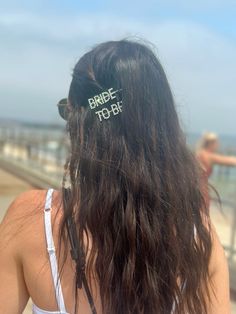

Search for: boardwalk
xmin=0 ymin=167 xmax=236 ymax=313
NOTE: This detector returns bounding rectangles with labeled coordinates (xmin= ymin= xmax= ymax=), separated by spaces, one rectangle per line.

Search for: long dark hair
xmin=60 ymin=40 xmax=212 ymax=314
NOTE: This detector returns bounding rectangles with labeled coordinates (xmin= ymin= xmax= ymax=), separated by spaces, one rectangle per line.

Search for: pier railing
xmin=0 ymin=124 xmax=68 ymax=188
xmin=1 ymin=123 xmax=236 ymax=289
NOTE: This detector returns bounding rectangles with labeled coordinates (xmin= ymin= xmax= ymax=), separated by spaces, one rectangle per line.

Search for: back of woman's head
xmin=197 ymin=132 xmax=218 ymax=150
xmin=61 ymin=40 xmax=212 ymax=314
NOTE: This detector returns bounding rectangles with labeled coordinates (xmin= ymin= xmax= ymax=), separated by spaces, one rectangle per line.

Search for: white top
xmin=31 ymin=189 xmax=191 ymax=314
xmin=32 ymin=189 xmax=68 ymax=314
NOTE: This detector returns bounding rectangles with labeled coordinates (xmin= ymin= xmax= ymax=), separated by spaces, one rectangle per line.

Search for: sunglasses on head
xmin=57 ymin=98 xmax=69 ymax=120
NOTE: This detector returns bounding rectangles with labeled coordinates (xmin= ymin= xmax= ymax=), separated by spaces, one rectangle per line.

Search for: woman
xmin=0 ymin=40 xmax=230 ymax=313
xmin=196 ymin=132 xmax=236 ymax=178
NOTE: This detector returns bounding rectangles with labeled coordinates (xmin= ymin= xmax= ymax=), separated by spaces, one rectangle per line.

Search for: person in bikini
xmin=196 ymin=132 xmax=236 ymax=207
xmin=196 ymin=132 xmax=236 ymax=179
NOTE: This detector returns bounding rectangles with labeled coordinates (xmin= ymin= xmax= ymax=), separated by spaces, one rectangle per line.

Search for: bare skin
xmin=197 ymin=140 xmax=236 ymax=177
xmin=0 ymin=190 xmax=230 ymax=313
xmin=0 ymin=190 xmax=102 ymax=314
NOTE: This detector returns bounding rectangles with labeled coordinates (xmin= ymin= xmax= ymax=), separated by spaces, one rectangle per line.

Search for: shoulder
xmin=209 ymin=223 xmax=228 ymax=276
xmin=0 ymin=189 xmax=62 ymax=256
xmin=0 ymin=190 xmax=44 ymax=251
xmin=1 ymin=189 xmax=61 ymax=222
xmin=207 ymin=223 xmax=230 ymax=313
xmin=3 ymin=189 xmax=46 ymax=218
xmin=196 ymin=149 xmax=210 ymax=162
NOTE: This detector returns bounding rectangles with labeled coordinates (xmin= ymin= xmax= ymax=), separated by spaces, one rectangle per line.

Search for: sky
xmin=0 ymin=0 xmax=236 ymax=135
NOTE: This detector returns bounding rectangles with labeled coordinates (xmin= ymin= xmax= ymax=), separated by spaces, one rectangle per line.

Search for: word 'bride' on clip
xmin=88 ymin=87 xmax=122 ymax=122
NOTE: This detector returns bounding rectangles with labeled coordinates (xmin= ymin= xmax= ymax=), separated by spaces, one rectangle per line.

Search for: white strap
xmin=44 ymin=189 xmax=67 ymax=313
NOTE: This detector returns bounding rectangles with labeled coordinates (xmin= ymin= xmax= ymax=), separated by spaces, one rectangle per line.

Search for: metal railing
xmin=1 ymin=123 xmax=236 ymax=288
xmin=0 ymin=124 xmax=69 ymax=188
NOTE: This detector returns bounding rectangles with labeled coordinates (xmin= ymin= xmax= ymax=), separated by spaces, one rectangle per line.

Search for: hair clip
xmin=88 ymin=88 xmax=122 ymax=122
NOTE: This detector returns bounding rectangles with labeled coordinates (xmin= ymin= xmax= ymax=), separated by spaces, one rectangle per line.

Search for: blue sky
xmin=0 ymin=0 xmax=236 ymax=135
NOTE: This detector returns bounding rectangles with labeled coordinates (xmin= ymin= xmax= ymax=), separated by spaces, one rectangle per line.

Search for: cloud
xmin=0 ymin=12 xmax=236 ymax=134
xmin=151 ymin=0 xmax=236 ymax=10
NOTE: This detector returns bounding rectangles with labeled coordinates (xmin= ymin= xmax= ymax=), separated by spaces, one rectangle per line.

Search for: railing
xmin=1 ymin=123 xmax=236 ymax=288
xmin=0 ymin=124 xmax=68 ymax=188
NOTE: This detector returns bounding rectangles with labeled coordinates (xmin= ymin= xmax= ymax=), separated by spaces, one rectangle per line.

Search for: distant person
xmin=196 ymin=132 xmax=236 ymax=178
xmin=0 ymin=40 xmax=230 ymax=313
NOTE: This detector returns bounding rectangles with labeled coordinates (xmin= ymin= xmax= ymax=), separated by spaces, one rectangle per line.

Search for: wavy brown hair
xmin=60 ymin=40 xmax=212 ymax=314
